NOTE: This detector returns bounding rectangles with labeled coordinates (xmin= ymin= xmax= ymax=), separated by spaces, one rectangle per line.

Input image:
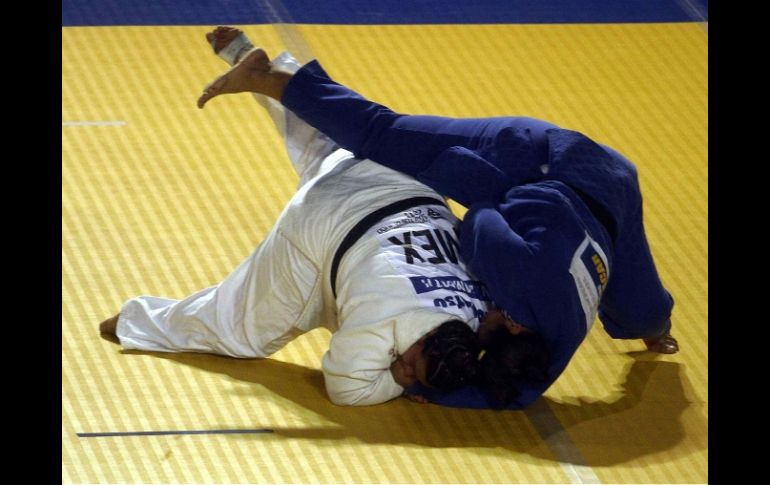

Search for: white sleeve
xmin=321 ymin=320 xmax=404 ymax=406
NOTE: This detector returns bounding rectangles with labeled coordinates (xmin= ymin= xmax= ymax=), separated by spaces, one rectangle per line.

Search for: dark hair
xmin=422 ymin=320 xmax=481 ymax=391
xmin=479 ymin=325 xmax=550 ymax=407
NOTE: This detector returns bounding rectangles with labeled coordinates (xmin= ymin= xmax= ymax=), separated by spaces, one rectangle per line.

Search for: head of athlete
xmin=477 ymin=309 xmax=551 ymax=407
xmin=391 ymin=319 xmax=480 ymax=391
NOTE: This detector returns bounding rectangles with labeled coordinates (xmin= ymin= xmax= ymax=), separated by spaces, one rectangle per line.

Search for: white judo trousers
xmin=116 ymin=53 xmax=491 ymax=405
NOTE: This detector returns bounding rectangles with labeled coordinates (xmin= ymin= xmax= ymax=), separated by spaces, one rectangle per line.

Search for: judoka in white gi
xmin=99 ymin=37 xmax=491 ymax=406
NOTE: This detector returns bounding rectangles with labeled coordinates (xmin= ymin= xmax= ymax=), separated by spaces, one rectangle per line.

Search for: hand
xmin=404 ymin=392 xmax=429 ymax=404
xmin=390 ymin=358 xmax=417 ymax=388
xmin=643 ymin=333 xmax=679 ymax=354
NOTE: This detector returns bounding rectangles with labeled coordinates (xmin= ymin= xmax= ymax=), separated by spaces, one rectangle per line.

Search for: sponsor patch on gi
xmin=568 ymin=232 xmax=610 ymax=330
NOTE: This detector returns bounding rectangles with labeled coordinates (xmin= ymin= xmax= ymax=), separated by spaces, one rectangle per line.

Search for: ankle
xmin=263 ymin=69 xmax=294 ymax=101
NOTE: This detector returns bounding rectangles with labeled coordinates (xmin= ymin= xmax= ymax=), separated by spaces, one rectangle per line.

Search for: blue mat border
xmin=62 ymin=0 xmax=708 ymax=27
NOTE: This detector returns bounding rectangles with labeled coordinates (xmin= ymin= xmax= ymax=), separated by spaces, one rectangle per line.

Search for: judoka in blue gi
xmin=197 ymin=29 xmax=679 ymax=409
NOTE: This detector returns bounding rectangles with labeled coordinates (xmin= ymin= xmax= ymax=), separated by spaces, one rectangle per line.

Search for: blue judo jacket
xmin=281 ymin=60 xmax=674 ymax=409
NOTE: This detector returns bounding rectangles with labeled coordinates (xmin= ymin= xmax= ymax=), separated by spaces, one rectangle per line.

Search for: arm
xmin=321 ymin=323 xmax=404 ymax=406
xmin=455 ymin=190 xmax=598 ymax=407
xmin=458 ymin=202 xmax=539 ymax=329
xmin=403 ymin=381 xmax=543 ymax=410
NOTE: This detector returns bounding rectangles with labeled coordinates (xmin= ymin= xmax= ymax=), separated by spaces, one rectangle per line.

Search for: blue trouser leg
xmin=599 ymin=213 xmax=674 ymax=338
xmin=281 ymin=60 xmax=557 ymax=187
xmin=596 ymin=149 xmax=674 ymax=339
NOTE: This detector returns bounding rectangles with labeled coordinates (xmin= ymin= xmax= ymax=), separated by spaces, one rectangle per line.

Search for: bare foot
xmin=206 ymin=26 xmax=241 ymax=53
xmin=205 ymin=26 xmax=253 ymax=65
xmin=99 ymin=313 xmax=121 ymax=344
xmin=197 ymin=48 xmax=278 ymax=108
xmin=643 ymin=333 xmax=679 ymax=354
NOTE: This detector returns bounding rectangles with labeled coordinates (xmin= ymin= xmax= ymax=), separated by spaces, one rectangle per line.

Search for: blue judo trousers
xmin=281 ymin=60 xmax=674 ymax=409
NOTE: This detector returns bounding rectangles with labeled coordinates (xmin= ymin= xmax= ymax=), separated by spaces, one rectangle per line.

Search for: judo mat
xmin=62 ymin=3 xmax=707 ymax=483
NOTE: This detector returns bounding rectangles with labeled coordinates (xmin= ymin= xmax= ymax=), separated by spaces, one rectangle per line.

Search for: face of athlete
xmin=390 ymin=333 xmax=432 ymax=388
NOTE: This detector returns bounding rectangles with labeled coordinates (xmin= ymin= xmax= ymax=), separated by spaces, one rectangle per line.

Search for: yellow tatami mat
xmin=62 ymin=23 xmax=707 ymax=484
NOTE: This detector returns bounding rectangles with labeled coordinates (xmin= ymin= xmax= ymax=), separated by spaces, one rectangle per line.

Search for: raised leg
xmin=202 ymin=27 xmax=339 ymax=185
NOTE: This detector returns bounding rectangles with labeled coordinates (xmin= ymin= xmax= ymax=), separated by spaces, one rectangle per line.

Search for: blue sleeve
xmin=407 ymin=383 xmax=503 ymax=409
xmin=452 ymin=186 xmax=593 ymax=409
xmin=458 ymin=201 xmax=543 ymax=330
xmin=407 ymin=378 xmax=550 ymax=410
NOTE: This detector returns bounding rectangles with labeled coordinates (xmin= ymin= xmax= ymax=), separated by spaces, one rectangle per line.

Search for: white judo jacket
xmin=117 ymin=152 xmax=491 ymax=406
